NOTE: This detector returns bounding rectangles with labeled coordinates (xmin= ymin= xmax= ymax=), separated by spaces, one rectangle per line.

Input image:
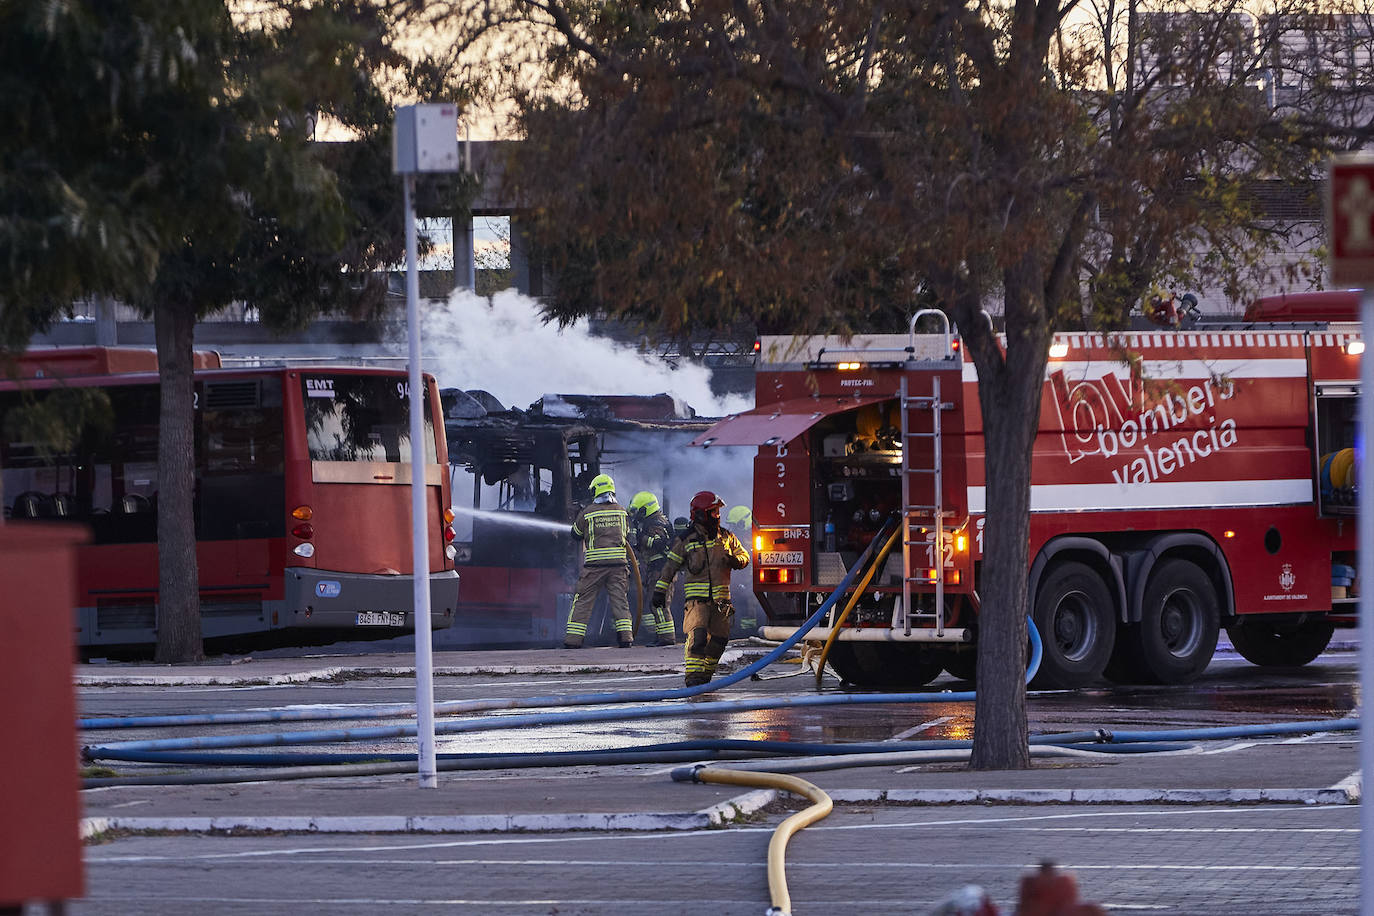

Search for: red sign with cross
xmin=1328 ymin=155 xmax=1374 ymax=286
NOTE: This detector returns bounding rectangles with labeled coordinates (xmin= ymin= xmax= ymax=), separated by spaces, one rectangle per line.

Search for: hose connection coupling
xmin=669 ymin=763 xmax=708 ymax=783
xmin=1095 ymin=728 xmax=1115 ymax=743
xmin=765 ymin=907 xmax=791 ymax=916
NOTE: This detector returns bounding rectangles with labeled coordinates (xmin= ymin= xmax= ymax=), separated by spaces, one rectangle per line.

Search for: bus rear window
xmin=302 ymin=375 xmax=437 ymax=463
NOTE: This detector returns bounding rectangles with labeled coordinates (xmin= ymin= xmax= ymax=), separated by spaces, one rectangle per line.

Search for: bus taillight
xmin=292 ymin=523 xmax=314 ymax=539
xmin=291 ymin=506 xmax=313 ymax=520
xmin=443 ymin=525 xmax=456 ymax=543
xmin=443 ymin=508 xmax=455 ymax=524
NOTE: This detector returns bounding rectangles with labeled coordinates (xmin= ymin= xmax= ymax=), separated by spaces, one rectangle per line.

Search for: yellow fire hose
xmin=814 ymin=526 xmax=903 ymax=687
xmin=689 ymin=765 xmax=832 ymax=916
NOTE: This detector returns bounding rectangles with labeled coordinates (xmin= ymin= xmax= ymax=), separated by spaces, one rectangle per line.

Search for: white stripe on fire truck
xmin=962 ymin=357 xmax=1309 ymax=383
xmin=967 ymin=478 xmax=1311 ymax=514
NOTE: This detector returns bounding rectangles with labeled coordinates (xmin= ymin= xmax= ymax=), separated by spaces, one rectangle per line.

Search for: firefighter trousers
xmin=565 ymin=564 xmax=632 ymax=647
xmin=638 ymin=563 xmax=676 ymax=645
xmin=683 ymin=598 xmax=733 ymax=686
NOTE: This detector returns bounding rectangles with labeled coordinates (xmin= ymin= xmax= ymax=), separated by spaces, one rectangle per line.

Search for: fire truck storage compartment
xmin=811 ymin=399 xmax=903 ymax=586
xmin=1313 ymin=384 xmax=1358 ymax=516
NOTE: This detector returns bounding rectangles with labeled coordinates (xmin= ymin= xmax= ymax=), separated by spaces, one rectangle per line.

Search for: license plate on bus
xmin=759 ymin=551 xmax=804 ymax=566
xmin=357 ymin=611 xmax=405 ymax=626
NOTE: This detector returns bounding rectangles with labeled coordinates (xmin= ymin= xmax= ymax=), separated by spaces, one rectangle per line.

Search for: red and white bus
xmin=694 ymin=299 xmax=1360 ymax=688
xmin=0 ymin=347 xmax=459 ymax=651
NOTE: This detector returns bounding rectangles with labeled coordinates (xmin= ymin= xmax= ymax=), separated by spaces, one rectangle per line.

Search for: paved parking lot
xmin=72 ymin=643 xmax=1364 ymax=914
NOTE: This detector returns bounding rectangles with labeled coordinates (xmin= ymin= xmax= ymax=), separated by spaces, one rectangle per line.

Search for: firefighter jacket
xmin=636 ymin=510 xmax=674 ymax=571
xmin=571 ymin=496 xmax=629 ymax=566
xmin=654 ymin=524 xmax=750 ymax=604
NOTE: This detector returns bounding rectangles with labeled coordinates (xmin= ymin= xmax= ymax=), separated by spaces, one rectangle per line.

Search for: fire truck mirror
xmin=1264 ymin=527 xmax=1281 ymax=555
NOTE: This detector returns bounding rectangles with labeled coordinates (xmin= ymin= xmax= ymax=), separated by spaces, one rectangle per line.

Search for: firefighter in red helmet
xmin=652 ymin=490 xmax=750 ymax=686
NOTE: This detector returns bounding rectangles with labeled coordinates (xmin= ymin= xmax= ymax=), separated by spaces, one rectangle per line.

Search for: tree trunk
xmin=153 ymin=300 xmax=203 ymax=663
xmin=968 ymin=335 xmax=1048 ymax=770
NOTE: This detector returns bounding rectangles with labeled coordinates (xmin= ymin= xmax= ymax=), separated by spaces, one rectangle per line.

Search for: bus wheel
xmin=826 ymin=642 xmax=944 ymax=688
xmin=1129 ymin=559 xmax=1220 ymax=684
xmin=1227 ymin=617 xmax=1334 ymax=667
xmin=1031 ymin=561 xmax=1115 ymax=688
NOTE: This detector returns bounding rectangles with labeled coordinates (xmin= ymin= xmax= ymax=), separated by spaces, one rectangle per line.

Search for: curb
xmin=80 ymin=788 xmax=780 ymax=839
xmin=74 ymin=650 xmax=771 ymax=688
xmin=75 ymin=667 xmax=353 ymax=688
xmin=826 ymin=786 xmax=1359 ymax=806
xmin=79 ymin=781 xmax=1355 ymax=840
xmin=74 ymin=663 xmax=687 ymax=688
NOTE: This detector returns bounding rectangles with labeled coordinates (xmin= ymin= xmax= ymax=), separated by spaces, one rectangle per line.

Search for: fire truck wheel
xmin=1131 ymin=559 xmax=1220 ymax=684
xmin=1226 ymin=618 xmax=1334 ymax=668
xmin=941 ymin=647 xmax=979 ymax=682
xmin=1031 ymin=561 xmax=1115 ymax=688
xmin=825 ymin=642 xmax=944 ymax=688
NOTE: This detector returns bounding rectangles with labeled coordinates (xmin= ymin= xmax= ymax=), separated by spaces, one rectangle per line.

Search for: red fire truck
xmin=692 ymin=302 xmax=1360 ymax=688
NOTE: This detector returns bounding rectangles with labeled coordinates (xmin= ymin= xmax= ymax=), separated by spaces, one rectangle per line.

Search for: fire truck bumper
xmin=760 ymin=625 xmax=971 ymax=643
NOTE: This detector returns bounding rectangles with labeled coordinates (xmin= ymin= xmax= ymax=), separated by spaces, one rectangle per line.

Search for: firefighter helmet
xmin=726 ymin=505 xmax=753 ymax=526
xmin=589 ymin=473 xmax=616 ymax=498
xmin=629 ymin=491 xmax=660 ymax=517
xmin=690 ymin=490 xmax=725 ymax=520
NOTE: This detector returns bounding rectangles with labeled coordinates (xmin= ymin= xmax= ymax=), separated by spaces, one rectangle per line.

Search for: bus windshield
xmin=302 ymin=375 xmax=437 ymax=464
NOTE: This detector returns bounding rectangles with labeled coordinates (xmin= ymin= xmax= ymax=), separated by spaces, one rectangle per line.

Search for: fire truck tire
xmin=1130 ymin=559 xmax=1220 ymax=684
xmin=941 ymin=647 xmax=979 ymax=682
xmin=825 ymin=642 xmax=944 ymax=688
xmin=1102 ymin=625 xmax=1148 ymax=684
xmin=1030 ymin=561 xmax=1115 ymax=688
xmin=1226 ymin=618 xmax=1334 ymax=668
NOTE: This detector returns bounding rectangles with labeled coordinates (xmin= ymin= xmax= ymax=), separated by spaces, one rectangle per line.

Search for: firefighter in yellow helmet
xmin=629 ymin=491 xmax=677 ymax=646
xmin=653 ymin=491 xmax=750 ymax=686
xmin=724 ymin=505 xmax=759 ymax=637
xmin=565 ymin=473 xmax=633 ymax=648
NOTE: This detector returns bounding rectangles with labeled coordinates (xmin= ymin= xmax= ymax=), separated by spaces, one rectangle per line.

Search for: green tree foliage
xmin=1 ymin=0 xmax=467 ymax=662
xmin=440 ymin=0 xmax=1366 ymax=767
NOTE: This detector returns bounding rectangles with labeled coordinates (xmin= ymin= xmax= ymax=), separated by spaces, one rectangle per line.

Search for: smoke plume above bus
xmin=417 ymin=288 xmax=751 ymax=418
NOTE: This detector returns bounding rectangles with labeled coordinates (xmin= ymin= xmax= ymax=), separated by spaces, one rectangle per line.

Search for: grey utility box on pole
xmin=394 ymin=102 xmax=459 ymax=789
xmin=393 ymin=104 xmax=460 ymax=173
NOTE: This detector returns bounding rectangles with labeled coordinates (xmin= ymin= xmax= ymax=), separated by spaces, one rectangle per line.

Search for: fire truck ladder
xmin=900 ymin=372 xmax=953 ymax=638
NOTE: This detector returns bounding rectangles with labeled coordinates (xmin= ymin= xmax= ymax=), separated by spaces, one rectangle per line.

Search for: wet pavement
xmin=70 ymin=639 xmax=1364 ymax=915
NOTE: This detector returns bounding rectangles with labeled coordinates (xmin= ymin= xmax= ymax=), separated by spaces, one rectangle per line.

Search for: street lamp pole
xmin=394 ymin=103 xmax=460 ymax=788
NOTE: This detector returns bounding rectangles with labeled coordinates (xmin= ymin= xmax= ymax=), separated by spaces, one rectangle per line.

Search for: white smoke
xmin=598 ymin=430 xmax=758 ymax=522
xmin=417 ymin=288 xmax=751 ymax=417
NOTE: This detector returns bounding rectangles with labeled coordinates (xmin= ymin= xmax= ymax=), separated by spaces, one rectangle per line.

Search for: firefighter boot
xmin=701 ymin=635 xmax=729 ymax=681
xmin=638 ymin=612 xmax=659 ymax=646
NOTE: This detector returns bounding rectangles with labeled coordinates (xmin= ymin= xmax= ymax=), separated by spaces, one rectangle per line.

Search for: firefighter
xmin=629 ymin=491 xmax=677 ymax=646
xmin=724 ymin=505 xmax=760 ymax=637
xmin=564 ymin=473 xmax=634 ymax=649
xmin=653 ymin=491 xmax=750 ymax=686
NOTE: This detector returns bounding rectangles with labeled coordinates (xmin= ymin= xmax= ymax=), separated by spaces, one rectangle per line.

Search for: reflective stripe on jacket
xmin=654 ymin=525 xmax=749 ymax=603
xmin=571 ymin=500 xmax=629 ymax=566
xmin=637 ymin=511 xmax=673 ymax=567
